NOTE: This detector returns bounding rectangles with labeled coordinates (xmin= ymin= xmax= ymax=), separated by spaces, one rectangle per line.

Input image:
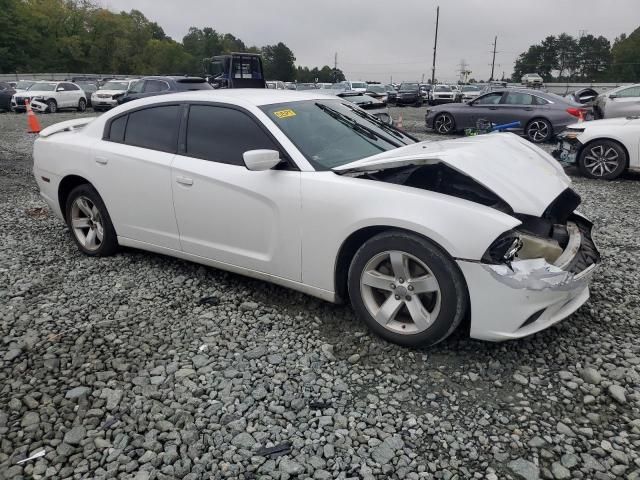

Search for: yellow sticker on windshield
xmin=273 ymin=109 xmax=296 ymax=119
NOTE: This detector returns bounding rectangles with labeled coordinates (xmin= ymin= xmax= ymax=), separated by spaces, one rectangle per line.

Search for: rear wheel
xmin=525 ymin=118 xmax=552 ymax=143
xmin=65 ymin=184 xmax=118 ymax=256
xmin=578 ymin=140 xmax=627 ymax=180
xmin=77 ymin=98 xmax=86 ymax=112
xmin=433 ymin=113 xmax=455 ymax=134
xmin=348 ymin=231 xmax=468 ymax=347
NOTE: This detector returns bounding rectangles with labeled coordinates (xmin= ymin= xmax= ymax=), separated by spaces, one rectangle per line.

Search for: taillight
xmin=566 ymin=107 xmax=586 ymax=118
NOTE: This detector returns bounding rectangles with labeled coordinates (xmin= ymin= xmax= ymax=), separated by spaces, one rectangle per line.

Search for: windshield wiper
xmin=341 ymin=102 xmax=418 ymax=142
xmin=315 ymin=103 xmax=402 ymax=148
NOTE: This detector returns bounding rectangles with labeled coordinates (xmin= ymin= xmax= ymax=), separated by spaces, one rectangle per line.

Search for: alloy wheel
xmin=527 ymin=120 xmax=549 ymax=142
xmin=70 ymin=196 xmax=104 ymax=251
xmin=583 ymin=144 xmax=620 ymax=177
xmin=360 ymin=250 xmax=441 ymax=335
xmin=434 ymin=114 xmax=453 ymax=134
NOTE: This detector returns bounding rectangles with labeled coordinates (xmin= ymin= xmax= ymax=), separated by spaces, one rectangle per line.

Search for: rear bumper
xmin=33 ymin=165 xmax=64 ymax=220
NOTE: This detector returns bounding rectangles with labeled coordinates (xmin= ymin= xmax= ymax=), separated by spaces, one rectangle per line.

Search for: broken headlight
xmin=482 ymin=231 xmax=523 ymax=264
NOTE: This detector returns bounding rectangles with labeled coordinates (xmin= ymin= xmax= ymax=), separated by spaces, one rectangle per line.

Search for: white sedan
xmin=553 ymin=117 xmax=640 ymax=179
xmin=33 ymin=90 xmax=600 ymax=346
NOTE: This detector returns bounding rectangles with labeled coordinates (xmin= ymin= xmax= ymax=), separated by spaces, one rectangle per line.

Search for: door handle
xmin=489 ymin=107 xmax=498 ymax=110
xmin=95 ymin=156 xmax=108 ymax=165
xmin=176 ymin=176 xmax=193 ymax=186
xmin=524 ymin=107 xmax=534 ymax=111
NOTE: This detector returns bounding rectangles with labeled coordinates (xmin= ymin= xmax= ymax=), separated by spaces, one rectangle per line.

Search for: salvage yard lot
xmin=1 ymin=109 xmax=639 ymax=479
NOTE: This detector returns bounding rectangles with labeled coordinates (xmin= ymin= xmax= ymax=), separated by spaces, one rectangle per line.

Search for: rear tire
xmin=65 ymin=184 xmax=118 ymax=256
xmin=77 ymin=98 xmax=86 ymax=112
xmin=433 ymin=113 xmax=455 ymax=134
xmin=525 ymin=118 xmax=552 ymax=143
xmin=578 ymin=140 xmax=627 ymax=180
xmin=348 ymin=231 xmax=468 ymax=347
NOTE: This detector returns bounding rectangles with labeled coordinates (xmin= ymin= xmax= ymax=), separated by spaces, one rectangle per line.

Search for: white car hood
xmin=93 ymin=89 xmax=125 ymax=96
xmin=334 ymin=133 xmax=571 ymax=217
xmin=15 ymin=90 xmax=54 ymax=97
xmin=567 ymin=117 xmax=638 ymax=129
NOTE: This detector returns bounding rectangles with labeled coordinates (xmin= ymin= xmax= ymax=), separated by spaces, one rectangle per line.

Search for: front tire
xmin=47 ymin=99 xmax=57 ymax=114
xmin=348 ymin=231 xmax=468 ymax=347
xmin=578 ymin=140 xmax=627 ymax=180
xmin=77 ymin=98 xmax=87 ymax=112
xmin=433 ymin=113 xmax=455 ymax=134
xmin=525 ymin=118 xmax=552 ymax=143
xmin=65 ymin=184 xmax=118 ymax=256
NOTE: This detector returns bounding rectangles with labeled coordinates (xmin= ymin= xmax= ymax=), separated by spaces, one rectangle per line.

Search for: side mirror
xmin=608 ymin=94 xmax=618 ymax=99
xmin=243 ymin=149 xmax=281 ymax=171
xmin=57 ymin=87 xmax=65 ymax=92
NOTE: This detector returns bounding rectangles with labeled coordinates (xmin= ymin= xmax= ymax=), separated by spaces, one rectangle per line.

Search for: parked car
xmin=33 ymin=89 xmax=599 ymax=346
xmin=521 ymin=73 xmax=544 ymax=87
xmin=430 ymin=84 xmax=456 ymax=105
xmin=92 ymin=79 xmax=139 ymax=111
xmin=385 ymin=84 xmax=398 ymax=104
xmin=480 ymin=81 xmax=510 ymax=95
xmin=266 ymin=81 xmax=286 ymax=90
xmin=318 ymin=83 xmax=334 ymax=90
xmin=347 ymin=81 xmax=368 ymax=93
xmin=13 ymin=80 xmax=37 ymax=92
xmin=419 ymin=84 xmax=433 ymax=103
xmin=592 ymin=83 xmax=640 ymax=119
xmin=553 ymin=117 xmax=640 ymax=180
xmin=365 ymin=84 xmax=388 ymax=103
xmin=425 ymin=88 xmax=590 ymax=143
xmin=335 ymin=91 xmax=392 ymax=123
xmin=12 ymin=81 xmax=87 ymax=113
xmin=460 ymin=85 xmax=482 ymax=102
xmin=396 ymin=82 xmax=423 ymax=106
xmin=118 ymin=76 xmax=212 ymax=104
xmin=449 ymin=85 xmax=463 ymax=102
xmin=0 ymin=82 xmax=17 ymax=111
xmin=76 ymin=81 xmax=98 ymax=107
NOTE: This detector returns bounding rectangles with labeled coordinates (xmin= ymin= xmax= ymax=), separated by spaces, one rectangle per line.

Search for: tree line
xmin=512 ymin=27 xmax=640 ymax=82
xmin=0 ymin=0 xmax=345 ymax=82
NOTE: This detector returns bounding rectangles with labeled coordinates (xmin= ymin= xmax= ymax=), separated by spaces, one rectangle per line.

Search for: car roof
xmin=114 ymin=89 xmax=339 ymax=108
xmin=141 ymin=76 xmax=206 ymax=82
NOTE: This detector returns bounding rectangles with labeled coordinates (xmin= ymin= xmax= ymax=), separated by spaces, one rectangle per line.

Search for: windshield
xmin=462 ymin=86 xmax=479 ymax=92
xmin=435 ymin=85 xmax=451 ymax=92
xmin=400 ymin=83 xmax=418 ymax=90
xmin=101 ymin=81 xmax=129 ymax=90
xmin=261 ymin=99 xmax=415 ymax=170
xmin=367 ymin=85 xmax=385 ymax=93
xmin=16 ymin=80 xmax=35 ymax=89
xmin=351 ymin=82 xmax=367 ymax=89
xmin=28 ymin=82 xmax=56 ymax=91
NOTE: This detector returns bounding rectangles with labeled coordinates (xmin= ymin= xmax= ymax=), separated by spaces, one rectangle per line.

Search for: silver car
xmin=425 ymin=88 xmax=590 ymax=143
xmin=593 ymin=83 xmax=640 ymax=119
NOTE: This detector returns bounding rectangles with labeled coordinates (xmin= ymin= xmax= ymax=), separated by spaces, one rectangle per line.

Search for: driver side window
xmin=473 ymin=92 xmax=503 ymax=105
xmin=616 ymin=87 xmax=640 ymax=98
xmin=129 ymin=80 xmax=144 ymax=94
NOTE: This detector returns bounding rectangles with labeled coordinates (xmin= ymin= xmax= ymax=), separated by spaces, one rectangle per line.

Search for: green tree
xmin=262 ymin=42 xmax=296 ymax=81
xmin=577 ymin=34 xmax=611 ymax=80
xmin=611 ymin=27 xmax=640 ymax=81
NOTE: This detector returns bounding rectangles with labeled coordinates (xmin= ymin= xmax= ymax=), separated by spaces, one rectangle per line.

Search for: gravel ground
xmin=1 ymin=109 xmax=639 ymax=480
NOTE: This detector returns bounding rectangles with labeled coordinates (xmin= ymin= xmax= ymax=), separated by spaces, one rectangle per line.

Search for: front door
xmin=171 ymin=104 xmax=301 ymax=281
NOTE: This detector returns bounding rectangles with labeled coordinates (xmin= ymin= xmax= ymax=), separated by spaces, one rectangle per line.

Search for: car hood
xmin=568 ymin=117 xmax=638 ymax=129
xmin=333 ymin=133 xmax=571 ymax=217
xmin=15 ymin=90 xmax=54 ymax=97
xmin=93 ymin=89 xmax=125 ymax=95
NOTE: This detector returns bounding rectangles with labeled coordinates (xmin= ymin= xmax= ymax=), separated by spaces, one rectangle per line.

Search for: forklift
xmin=203 ymin=53 xmax=266 ymax=89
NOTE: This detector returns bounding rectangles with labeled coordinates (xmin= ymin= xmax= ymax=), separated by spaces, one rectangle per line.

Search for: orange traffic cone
xmin=396 ymin=114 xmax=403 ymax=129
xmin=25 ymin=99 xmax=42 ymax=134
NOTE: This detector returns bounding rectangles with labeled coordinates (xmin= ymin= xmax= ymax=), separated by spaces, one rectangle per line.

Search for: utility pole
xmin=490 ymin=36 xmax=497 ymax=81
xmin=431 ymin=6 xmax=439 ymax=85
xmin=333 ymin=52 xmax=338 ymax=83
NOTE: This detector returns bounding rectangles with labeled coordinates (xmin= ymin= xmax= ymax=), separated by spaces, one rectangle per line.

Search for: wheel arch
xmin=333 ymin=225 xmax=465 ymax=304
xmin=58 ymin=174 xmax=94 ymax=221
xmin=577 ymin=137 xmax=630 ymax=169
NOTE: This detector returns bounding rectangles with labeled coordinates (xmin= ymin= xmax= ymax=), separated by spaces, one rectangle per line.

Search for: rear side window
xmin=108 ymin=115 xmax=127 ymax=143
xmin=144 ymin=80 xmax=170 ymax=93
xmin=124 ymin=105 xmax=180 ymax=153
xmin=176 ymin=80 xmax=213 ymax=91
xmin=65 ymin=83 xmax=80 ymax=91
xmin=186 ymin=105 xmax=277 ymax=166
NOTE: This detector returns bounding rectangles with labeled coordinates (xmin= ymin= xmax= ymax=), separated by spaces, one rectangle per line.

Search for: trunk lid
xmin=333 ymin=133 xmax=571 ymax=217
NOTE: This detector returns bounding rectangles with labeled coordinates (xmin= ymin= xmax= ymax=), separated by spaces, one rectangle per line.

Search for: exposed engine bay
xmin=353 ymin=163 xmax=600 ymax=275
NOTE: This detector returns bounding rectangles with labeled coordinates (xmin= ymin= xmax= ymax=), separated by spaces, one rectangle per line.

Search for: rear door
xmin=467 ymin=92 xmax=505 ymax=127
xmin=171 ymin=103 xmax=301 ymax=280
xmin=498 ymin=91 xmax=539 ymax=131
xmin=63 ymin=83 xmax=83 ymax=107
xmin=90 ymin=104 xmax=182 ymax=249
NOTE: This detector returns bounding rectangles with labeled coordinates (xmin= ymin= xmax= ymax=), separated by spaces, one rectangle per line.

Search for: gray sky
xmin=102 ymin=0 xmax=639 ymax=82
